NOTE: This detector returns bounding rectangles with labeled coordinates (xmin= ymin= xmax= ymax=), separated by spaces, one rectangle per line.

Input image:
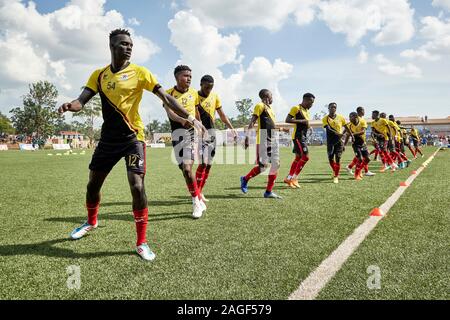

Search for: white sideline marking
xmin=288 ymin=148 xmax=441 ymax=300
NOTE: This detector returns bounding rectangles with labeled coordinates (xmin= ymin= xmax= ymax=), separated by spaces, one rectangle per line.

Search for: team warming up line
xmin=57 ymin=29 xmax=426 ymax=261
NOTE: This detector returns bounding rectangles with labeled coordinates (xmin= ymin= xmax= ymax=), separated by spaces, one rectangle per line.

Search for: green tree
xmin=0 ymin=112 xmax=15 ymax=134
xmin=214 ymin=118 xmax=226 ymax=130
xmin=159 ymin=120 xmax=172 ymax=133
xmin=234 ymin=98 xmax=253 ymax=128
xmin=72 ymin=93 xmax=102 ymax=145
xmin=145 ymin=119 xmax=161 ymax=140
xmin=9 ymin=81 xmax=59 ymax=141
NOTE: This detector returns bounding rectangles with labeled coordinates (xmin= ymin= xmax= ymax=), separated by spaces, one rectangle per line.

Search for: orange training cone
xmin=370 ymin=208 xmax=384 ymax=217
xmin=411 ymin=170 xmax=417 ymax=174
xmin=400 ymin=182 xmax=409 ymax=187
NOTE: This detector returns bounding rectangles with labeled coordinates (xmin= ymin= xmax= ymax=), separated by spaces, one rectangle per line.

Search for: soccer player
xmin=58 ymin=29 xmax=203 ymax=261
xmin=164 ymin=65 xmax=208 ymax=219
xmin=240 ymin=89 xmax=281 ymax=199
xmin=371 ymin=110 xmax=396 ymax=172
xmin=346 ymin=106 xmax=376 ymax=177
xmin=409 ymin=125 xmax=424 ymax=158
xmin=397 ymin=120 xmax=416 ymax=157
xmin=195 ymin=75 xmax=237 ymax=202
xmin=389 ymin=115 xmax=410 ymax=168
xmin=322 ymin=103 xmax=347 ymax=184
xmin=344 ymin=112 xmax=371 ymax=181
xmin=283 ymin=93 xmax=315 ymax=188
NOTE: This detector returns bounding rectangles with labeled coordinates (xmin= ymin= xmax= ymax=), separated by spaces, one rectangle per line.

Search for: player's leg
xmin=333 ymin=142 xmax=343 ymax=183
xmin=346 ymin=156 xmax=358 ymax=175
xmin=327 ymin=143 xmax=336 ymax=177
xmin=414 ymin=139 xmax=424 ymax=157
xmin=354 ymin=146 xmax=364 ymax=180
xmin=71 ymin=141 xmax=120 ymax=240
xmin=408 ymin=140 xmax=416 ymax=158
xmin=264 ymin=142 xmax=282 ymax=199
xmin=293 ymin=139 xmax=310 ymax=179
xmin=198 ymin=137 xmax=215 ymax=201
xmin=285 ymin=139 xmax=302 ymax=188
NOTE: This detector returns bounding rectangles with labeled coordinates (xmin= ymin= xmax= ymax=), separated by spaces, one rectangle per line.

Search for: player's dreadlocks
xmin=109 ymin=29 xmax=131 ymax=40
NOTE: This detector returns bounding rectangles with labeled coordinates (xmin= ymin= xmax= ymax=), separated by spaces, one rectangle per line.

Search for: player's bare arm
xmin=285 ymin=114 xmax=308 ymax=126
xmin=58 ymin=87 xmax=96 ymax=114
xmin=217 ymin=107 xmax=237 ymax=139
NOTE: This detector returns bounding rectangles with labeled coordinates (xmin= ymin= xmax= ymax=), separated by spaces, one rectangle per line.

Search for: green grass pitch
xmin=0 ymin=146 xmax=448 ymax=299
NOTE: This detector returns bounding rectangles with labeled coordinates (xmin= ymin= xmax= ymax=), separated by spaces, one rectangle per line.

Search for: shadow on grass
xmin=44 ymin=211 xmax=192 ymax=224
xmin=101 ymin=199 xmax=189 ymax=207
xmin=0 ymin=238 xmax=134 ymax=259
xmin=171 ymin=194 xmax=263 ymax=199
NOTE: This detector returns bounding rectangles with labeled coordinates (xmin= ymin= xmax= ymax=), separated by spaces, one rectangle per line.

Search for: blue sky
xmin=0 ymin=0 xmax=449 ymax=125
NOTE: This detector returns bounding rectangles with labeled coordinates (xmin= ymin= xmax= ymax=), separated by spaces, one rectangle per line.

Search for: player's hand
xmin=244 ymin=136 xmax=249 ymax=150
xmin=58 ymin=100 xmax=81 ymax=114
xmin=181 ymin=118 xmax=193 ymax=129
xmin=193 ymin=119 xmax=208 ymax=140
xmin=231 ymin=129 xmax=238 ymax=142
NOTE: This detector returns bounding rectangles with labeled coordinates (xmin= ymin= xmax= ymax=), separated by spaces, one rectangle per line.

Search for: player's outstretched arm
xmin=285 ymin=114 xmax=308 ymax=125
xmin=58 ymin=88 xmax=96 ymax=114
xmin=154 ymin=87 xmax=205 ymax=133
xmin=217 ymin=107 xmax=237 ymax=139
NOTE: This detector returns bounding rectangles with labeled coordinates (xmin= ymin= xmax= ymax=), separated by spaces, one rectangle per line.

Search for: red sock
xmin=289 ymin=156 xmax=301 ymax=176
xmin=329 ymin=160 xmax=336 ymax=176
xmin=364 ymin=163 xmax=369 ymax=173
xmin=133 ymin=207 xmax=148 ymax=246
xmin=355 ymin=160 xmax=363 ymax=178
xmin=295 ymin=156 xmax=309 ymax=175
xmin=196 ymin=164 xmax=206 ymax=187
xmin=348 ymin=157 xmax=358 ymax=169
xmin=266 ymin=175 xmax=277 ymax=192
xmin=187 ymin=181 xmax=199 ymax=198
xmin=245 ymin=166 xmax=261 ymax=181
xmin=334 ymin=163 xmax=341 ymax=177
xmin=86 ymin=201 xmax=100 ymax=226
xmin=200 ymin=166 xmax=211 ymax=191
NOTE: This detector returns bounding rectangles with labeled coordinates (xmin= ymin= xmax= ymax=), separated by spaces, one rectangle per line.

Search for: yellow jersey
xmin=289 ymin=105 xmax=310 ymax=140
xmin=410 ymin=128 xmax=420 ymax=140
xmin=85 ymin=63 xmax=160 ymax=142
xmin=348 ymin=119 xmax=368 ymax=145
xmin=166 ymin=87 xmax=199 ymax=131
xmin=198 ymin=91 xmax=221 ymax=130
xmin=371 ymin=118 xmax=390 ymax=140
xmin=253 ymin=102 xmax=276 ymax=144
xmin=322 ymin=114 xmax=347 ymax=143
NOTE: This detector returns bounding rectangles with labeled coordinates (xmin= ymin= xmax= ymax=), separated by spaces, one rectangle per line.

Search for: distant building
xmin=59 ymin=131 xmax=84 ymax=140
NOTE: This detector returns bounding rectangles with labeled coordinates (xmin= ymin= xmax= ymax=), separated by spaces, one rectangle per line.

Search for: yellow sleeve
xmin=288 ymin=106 xmax=299 ymax=117
xmin=140 ymin=67 xmax=159 ymax=92
xmin=341 ymin=116 xmax=347 ymax=126
xmin=194 ymin=90 xmax=200 ymax=106
xmin=215 ymin=94 xmax=222 ymax=110
xmin=85 ymin=69 xmax=101 ymax=93
xmin=253 ymin=103 xmax=264 ymax=116
xmin=322 ymin=116 xmax=328 ymax=128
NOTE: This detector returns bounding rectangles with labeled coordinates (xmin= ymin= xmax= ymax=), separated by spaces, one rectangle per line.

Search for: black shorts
xmin=293 ymin=138 xmax=308 ymax=156
xmin=353 ymin=143 xmax=369 ymax=160
xmin=257 ymin=139 xmax=280 ymax=166
xmin=200 ymin=135 xmax=216 ymax=164
xmin=89 ymin=139 xmax=146 ymax=174
xmin=387 ymin=140 xmax=395 ymax=152
xmin=411 ymin=138 xmax=419 ymax=148
xmin=327 ymin=140 xmax=343 ymax=160
xmin=171 ymin=128 xmax=196 ymax=165
xmin=377 ymin=138 xmax=387 ymax=151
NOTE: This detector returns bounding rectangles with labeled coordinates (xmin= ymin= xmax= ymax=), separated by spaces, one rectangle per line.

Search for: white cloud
xmin=358 ymin=46 xmax=369 ymax=64
xmin=401 ymin=16 xmax=450 ymax=61
xmin=128 ymin=17 xmax=141 ymax=26
xmin=375 ymin=54 xmax=422 ymax=78
xmin=186 ymin=0 xmax=415 ymax=46
xmin=186 ymin=0 xmax=320 ymax=31
xmin=432 ymin=0 xmax=450 ymax=11
xmin=0 ymin=0 xmax=159 ymax=92
xmin=318 ymin=0 xmax=415 ymax=46
xmin=167 ymin=10 xmax=293 ymax=119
